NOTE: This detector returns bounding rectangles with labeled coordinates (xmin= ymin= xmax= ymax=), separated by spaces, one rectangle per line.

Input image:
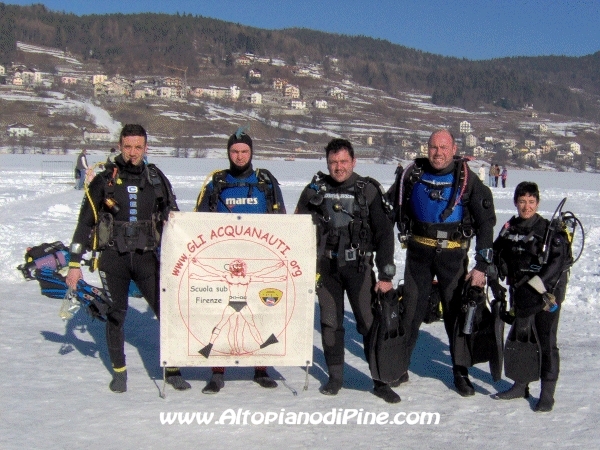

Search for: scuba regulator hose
xmin=83 ymin=182 xmax=100 ymax=272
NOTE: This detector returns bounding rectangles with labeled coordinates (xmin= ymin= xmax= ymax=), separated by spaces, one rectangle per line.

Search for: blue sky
xmin=5 ymin=0 xmax=600 ymax=60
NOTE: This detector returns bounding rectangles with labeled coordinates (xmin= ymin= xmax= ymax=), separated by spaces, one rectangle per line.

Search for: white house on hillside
xmin=203 ymin=87 xmax=229 ymax=98
xmin=157 ymin=86 xmax=174 ymax=98
xmin=133 ymin=88 xmax=146 ymax=99
xmin=569 ymin=142 xmax=581 ymax=155
xmin=7 ymin=123 xmax=33 ymax=137
xmin=404 ymin=149 xmax=418 ymax=160
xmin=557 ymin=151 xmax=574 ymax=164
xmin=284 ymin=84 xmax=300 ymax=98
xmin=250 ymin=92 xmax=262 ymax=104
xmin=19 ymin=68 xmax=42 ymax=85
xmin=92 ymin=74 xmax=107 ymax=85
xmin=61 ymin=76 xmax=78 ymax=85
xmin=272 ymin=78 xmax=287 ymax=90
xmin=11 ymin=72 xmax=23 ymax=86
xmin=472 ymin=146 xmax=486 ymax=158
xmin=290 ymin=100 xmax=306 ymax=110
xmin=235 ymin=55 xmax=252 ymax=66
xmin=465 ymin=134 xmax=477 ymax=147
xmin=459 ymin=121 xmax=472 ymax=133
xmin=83 ymin=128 xmax=112 ymax=142
xmin=327 ymin=87 xmax=346 ymax=99
xmin=248 ymin=69 xmax=262 ymax=79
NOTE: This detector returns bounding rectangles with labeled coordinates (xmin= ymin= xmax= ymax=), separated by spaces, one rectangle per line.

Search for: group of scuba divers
xmin=63 ymin=123 xmax=579 ymax=412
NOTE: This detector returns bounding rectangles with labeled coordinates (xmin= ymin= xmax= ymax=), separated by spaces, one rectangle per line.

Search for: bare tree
xmin=377 ymin=131 xmax=395 ymax=163
xmin=9 ymin=135 xmax=18 ymax=154
xmin=260 ymin=106 xmax=272 ymax=126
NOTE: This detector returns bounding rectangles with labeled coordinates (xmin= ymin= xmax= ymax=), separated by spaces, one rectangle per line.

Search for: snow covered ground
xmin=0 ymin=154 xmax=599 ymax=449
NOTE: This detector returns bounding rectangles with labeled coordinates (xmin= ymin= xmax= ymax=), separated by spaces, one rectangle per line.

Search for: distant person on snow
xmin=75 ymin=148 xmax=88 ymax=190
xmin=106 ymin=147 xmax=118 ymax=165
xmin=478 ymin=164 xmax=486 ymax=182
xmin=501 ymin=167 xmax=508 ymax=188
xmin=494 ymin=164 xmax=501 ymax=187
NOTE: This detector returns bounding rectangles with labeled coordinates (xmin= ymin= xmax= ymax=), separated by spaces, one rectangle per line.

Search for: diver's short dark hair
xmin=119 ymin=124 xmax=147 ymax=145
xmin=325 ymin=138 xmax=354 ymax=159
xmin=513 ymin=181 xmax=540 ymax=204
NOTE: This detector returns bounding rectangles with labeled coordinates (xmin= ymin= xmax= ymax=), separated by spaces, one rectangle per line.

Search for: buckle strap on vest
xmin=112 ymin=220 xmax=156 ymax=253
xmin=411 ymin=235 xmax=468 ymax=250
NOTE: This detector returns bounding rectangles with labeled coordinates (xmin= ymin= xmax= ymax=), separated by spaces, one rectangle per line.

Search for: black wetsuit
xmin=390 ymin=158 xmax=496 ymax=372
xmin=296 ymin=172 xmax=395 ymax=368
xmin=70 ymin=155 xmax=177 ymax=368
xmin=493 ymin=213 xmax=570 ymax=382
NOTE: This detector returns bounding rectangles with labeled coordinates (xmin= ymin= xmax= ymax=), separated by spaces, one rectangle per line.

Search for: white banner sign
xmin=160 ymin=212 xmax=316 ymax=368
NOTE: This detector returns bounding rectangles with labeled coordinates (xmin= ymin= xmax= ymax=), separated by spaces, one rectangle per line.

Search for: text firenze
xmin=192 ymin=285 xmax=228 ymax=304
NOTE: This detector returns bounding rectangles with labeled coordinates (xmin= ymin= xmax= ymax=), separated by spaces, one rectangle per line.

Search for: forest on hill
xmin=0 ymin=3 xmax=599 ymax=120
